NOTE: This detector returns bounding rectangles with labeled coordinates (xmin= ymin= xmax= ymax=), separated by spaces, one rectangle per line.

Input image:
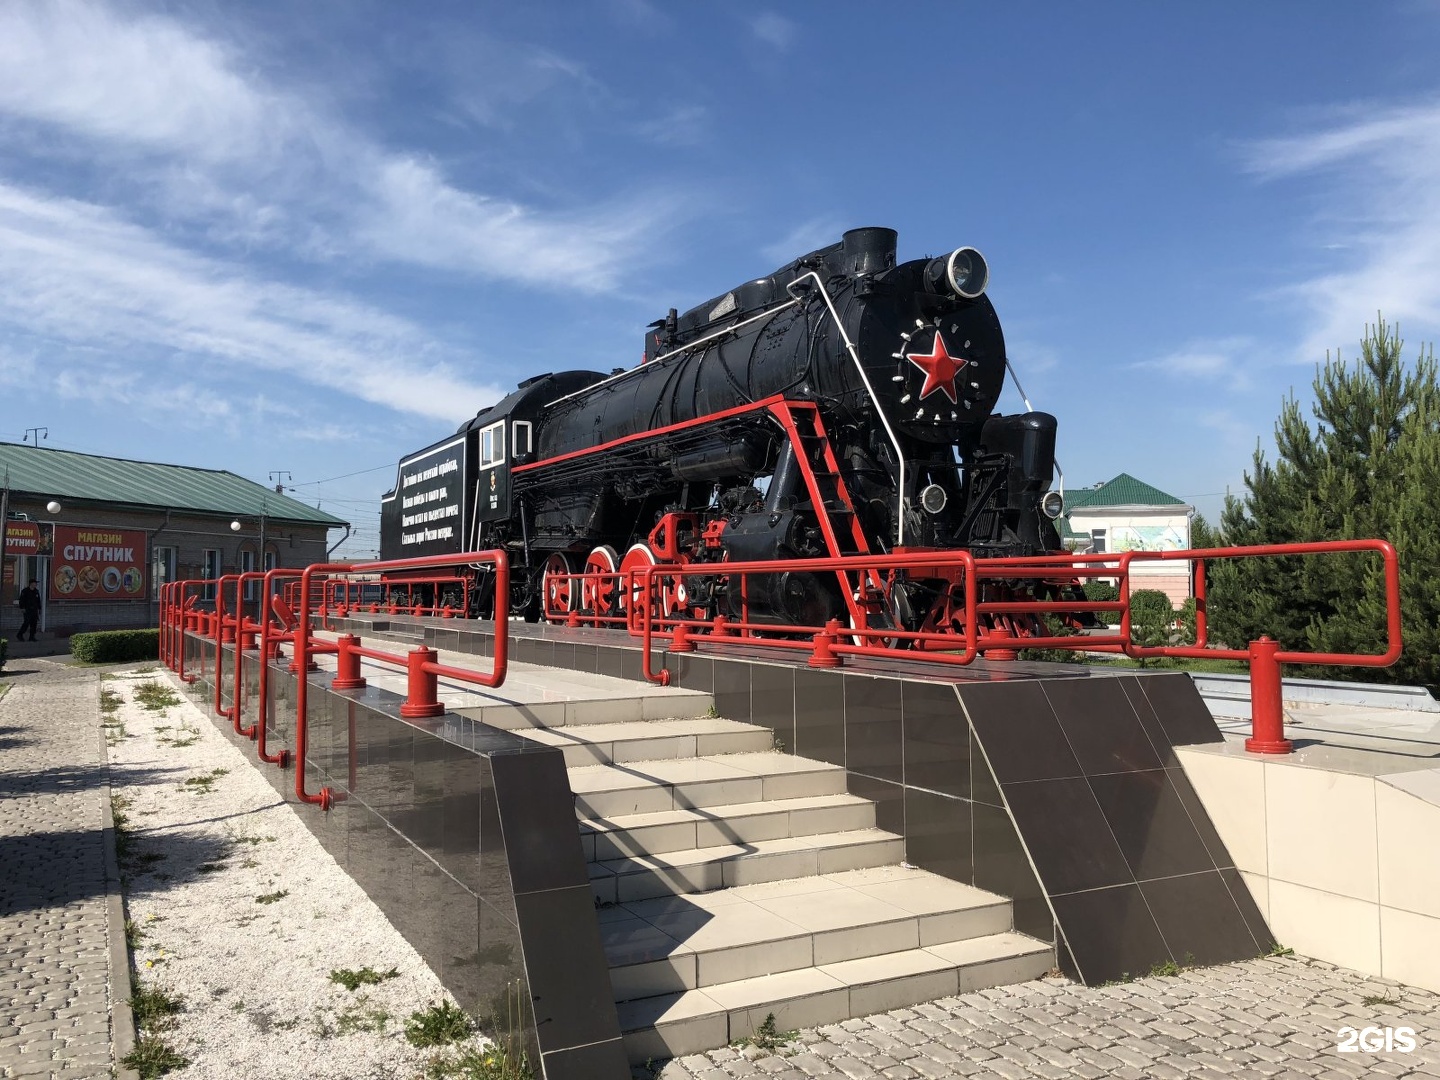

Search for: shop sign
xmin=50 ymin=526 xmax=147 ymax=601
xmin=3 ymin=520 xmax=47 ymax=556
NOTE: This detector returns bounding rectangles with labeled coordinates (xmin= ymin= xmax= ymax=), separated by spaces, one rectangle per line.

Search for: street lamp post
xmin=231 ymin=497 xmax=269 ymax=619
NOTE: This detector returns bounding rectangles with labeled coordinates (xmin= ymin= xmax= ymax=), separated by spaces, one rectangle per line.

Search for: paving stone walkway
xmin=640 ymin=956 xmax=1440 ymax=1079
xmin=0 ymin=662 xmax=122 ymax=1080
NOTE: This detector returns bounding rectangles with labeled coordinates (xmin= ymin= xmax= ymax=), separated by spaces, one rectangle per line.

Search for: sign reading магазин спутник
xmin=49 ymin=525 xmax=147 ymax=601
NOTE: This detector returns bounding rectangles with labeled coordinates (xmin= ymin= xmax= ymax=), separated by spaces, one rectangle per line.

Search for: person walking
xmin=17 ymin=579 xmax=41 ymax=641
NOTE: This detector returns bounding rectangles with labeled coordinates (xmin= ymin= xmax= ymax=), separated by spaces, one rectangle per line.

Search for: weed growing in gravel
xmin=135 ymin=681 xmax=183 ymax=711
xmin=182 ymin=768 xmax=228 ymax=794
xmin=122 ymin=1035 xmax=190 ymax=1078
xmin=406 ymin=1001 xmax=475 ymax=1048
xmin=157 ymin=718 xmax=200 ymax=747
xmin=255 ymin=889 xmax=289 ymax=905
xmin=427 ymin=982 xmax=533 ymax=1079
xmin=424 ymin=1045 xmax=533 ymax=1079
xmin=731 ymin=1012 xmax=799 ymax=1054
xmin=100 ymin=688 xmax=123 ymax=713
xmin=134 ymin=665 xmax=157 ymax=674
xmin=1363 ymin=992 xmax=1398 ymax=1006
xmin=111 ymin=795 xmax=132 ymax=861
xmin=329 ymin=966 xmax=400 ymax=991
xmin=125 ymin=919 xmax=144 ymax=948
xmin=230 ymin=834 xmax=277 ymax=845
xmin=331 ymin=996 xmax=392 ymax=1035
xmin=196 ymin=862 xmax=227 ymax=875
xmin=129 ymin=983 xmax=185 ymax=1029
xmin=1266 ymin=942 xmax=1295 ymax=957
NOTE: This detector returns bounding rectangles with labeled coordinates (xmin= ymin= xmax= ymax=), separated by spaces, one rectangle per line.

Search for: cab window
xmin=480 ymin=421 xmax=505 ymax=467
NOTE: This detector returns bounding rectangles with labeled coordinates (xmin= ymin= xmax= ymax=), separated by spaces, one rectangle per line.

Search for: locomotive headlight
xmin=945 ymin=247 xmax=988 ymax=299
xmin=920 ymin=484 xmax=948 ymax=514
xmin=1040 ymin=490 xmax=1064 ymax=519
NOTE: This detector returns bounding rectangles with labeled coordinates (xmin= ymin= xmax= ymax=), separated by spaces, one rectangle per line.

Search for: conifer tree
xmin=1208 ymin=318 xmax=1439 ymax=689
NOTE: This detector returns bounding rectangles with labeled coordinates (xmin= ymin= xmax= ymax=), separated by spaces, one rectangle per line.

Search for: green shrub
xmin=1085 ymin=581 xmax=1121 ymax=625
xmin=1129 ymin=589 xmax=1177 ymax=663
xmin=70 ymin=629 xmax=159 ymax=664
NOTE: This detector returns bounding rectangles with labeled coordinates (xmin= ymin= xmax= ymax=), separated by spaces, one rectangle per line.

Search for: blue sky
xmin=3 ymin=1 xmax=1439 ymax=558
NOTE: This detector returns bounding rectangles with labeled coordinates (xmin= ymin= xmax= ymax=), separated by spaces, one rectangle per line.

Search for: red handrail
xmin=292 ymin=551 xmax=509 ymax=809
xmin=614 ymin=540 xmax=1401 ymax=756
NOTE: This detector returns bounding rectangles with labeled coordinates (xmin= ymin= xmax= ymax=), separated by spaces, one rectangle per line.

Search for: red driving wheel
xmin=581 ymin=545 xmax=619 ymax=616
xmin=542 ymin=552 xmax=578 ymax=618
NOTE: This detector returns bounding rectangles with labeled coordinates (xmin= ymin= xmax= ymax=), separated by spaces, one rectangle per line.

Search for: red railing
xmin=163 ymin=551 xmax=509 ymax=808
xmin=323 ymin=574 xmax=470 ymax=624
xmin=559 ymin=539 xmax=1400 ymax=756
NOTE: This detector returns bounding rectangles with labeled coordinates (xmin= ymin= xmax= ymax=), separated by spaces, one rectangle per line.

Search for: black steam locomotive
xmin=380 ymin=227 xmax=1068 ymax=635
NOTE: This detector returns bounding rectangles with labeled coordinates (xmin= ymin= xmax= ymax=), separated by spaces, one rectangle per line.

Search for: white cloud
xmin=0 ymin=182 xmax=503 ymax=423
xmin=0 ymin=0 xmax=279 ymax=161
xmin=0 ymin=0 xmax=671 ymax=291
xmin=750 ymin=13 xmax=797 ymax=51
xmin=1132 ymin=336 xmax=1253 ymax=386
xmin=1241 ymin=100 xmax=1440 ymax=362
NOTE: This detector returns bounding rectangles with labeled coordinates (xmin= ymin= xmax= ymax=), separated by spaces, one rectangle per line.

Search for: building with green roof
xmin=1 ymin=441 xmax=347 ymax=637
xmin=1060 ymin=472 xmax=1194 ymax=605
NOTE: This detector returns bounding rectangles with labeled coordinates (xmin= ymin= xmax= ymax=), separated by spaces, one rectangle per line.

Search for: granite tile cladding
xmin=958 ymin=671 xmax=1270 ymax=984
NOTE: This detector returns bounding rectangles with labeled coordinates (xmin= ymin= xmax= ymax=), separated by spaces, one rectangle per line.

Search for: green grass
xmin=121 ymin=1036 xmax=190 ymax=1078
xmin=405 ymin=1001 xmax=475 ymax=1048
xmin=1088 ymin=655 xmax=1251 ymax=674
xmin=424 ymin=1044 xmax=534 ymax=1079
xmin=129 ymin=983 xmax=184 ymax=1028
xmin=329 ymin=966 xmax=400 ymax=991
xmin=135 ymin=681 xmax=183 ymax=711
xmin=181 ymin=768 xmax=228 ymax=795
xmin=336 ymin=1002 xmax=392 ymax=1034
xmin=731 ymin=1012 xmax=799 ymax=1052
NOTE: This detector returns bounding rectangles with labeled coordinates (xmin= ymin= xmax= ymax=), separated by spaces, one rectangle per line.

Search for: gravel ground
xmin=103 ymin=667 xmax=489 ymax=1080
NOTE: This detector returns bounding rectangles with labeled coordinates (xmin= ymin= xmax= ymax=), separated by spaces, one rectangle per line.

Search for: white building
xmin=1060 ymin=473 xmax=1193 ymax=606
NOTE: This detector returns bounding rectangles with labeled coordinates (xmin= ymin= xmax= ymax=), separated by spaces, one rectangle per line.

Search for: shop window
xmin=153 ymin=546 xmax=176 ymax=600
xmin=241 ymin=549 xmax=256 ymax=600
xmin=202 ymin=548 xmax=221 ymax=600
xmin=1090 ymin=529 xmax=1107 ymax=554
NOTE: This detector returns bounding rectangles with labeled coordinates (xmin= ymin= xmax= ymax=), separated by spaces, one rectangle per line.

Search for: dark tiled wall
xmin=959 ymin=673 xmax=1275 ymax=983
xmin=189 ymin=635 xmax=629 ymax=1080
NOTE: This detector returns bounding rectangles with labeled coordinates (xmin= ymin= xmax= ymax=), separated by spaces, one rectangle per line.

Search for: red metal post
xmin=400 ymin=646 xmax=444 ymax=718
xmin=331 ymin=634 xmax=367 ymax=690
xmin=213 ymin=575 xmax=240 ymax=721
xmin=808 ymin=620 xmax=843 ymax=668
xmin=1245 ymin=636 xmax=1293 ymax=755
xmin=983 ymin=625 xmax=1018 ymax=661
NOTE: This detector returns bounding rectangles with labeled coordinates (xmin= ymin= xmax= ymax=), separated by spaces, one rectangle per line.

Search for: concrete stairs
xmin=458 ymin=674 xmax=1054 ymax=1063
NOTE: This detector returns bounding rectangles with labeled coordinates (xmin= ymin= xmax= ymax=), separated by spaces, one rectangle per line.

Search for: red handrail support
xmin=331 ymin=634 xmax=367 ymax=691
xmin=1245 ymin=636 xmax=1293 ymax=755
xmin=400 ymin=646 xmax=444 ymax=718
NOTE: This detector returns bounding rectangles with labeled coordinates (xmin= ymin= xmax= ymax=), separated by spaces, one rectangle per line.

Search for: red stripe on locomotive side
xmin=511 ymin=393 xmax=791 ymax=475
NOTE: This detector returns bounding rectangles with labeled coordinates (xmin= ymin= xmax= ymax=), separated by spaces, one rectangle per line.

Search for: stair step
xmin=588 ymin=830 xmax=903 ymax=905
xmin=579 ymin=793 xmax=876 ymax=861
xmin=617 ymin=931 xmax=1053 ymax=1064
xmin=599 ymin=868 xmax=1015 ymax=1000
xmin=520 ymin=716 xmax=774 ymax=768
xmin=570 ymin=752 xmax=847 ymax=819
xmin=452 ymin=686 xmax=713 ymax=730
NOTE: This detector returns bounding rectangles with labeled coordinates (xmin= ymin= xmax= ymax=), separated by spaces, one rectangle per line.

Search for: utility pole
xmin=0 ymin=467 xmax=10 ymax=629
